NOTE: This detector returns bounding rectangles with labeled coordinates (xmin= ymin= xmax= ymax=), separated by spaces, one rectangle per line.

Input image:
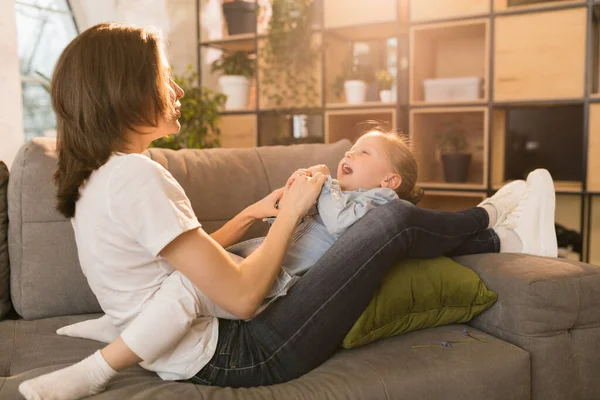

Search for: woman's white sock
xmin=481 ymin=204 xmax=498 ymax=228
xmin=19 ymin=350 xmax=117 ymax=400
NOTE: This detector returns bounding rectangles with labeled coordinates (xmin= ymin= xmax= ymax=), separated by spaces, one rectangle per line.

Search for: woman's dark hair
xmin=52 ymin=23 xmax=173 ymax=218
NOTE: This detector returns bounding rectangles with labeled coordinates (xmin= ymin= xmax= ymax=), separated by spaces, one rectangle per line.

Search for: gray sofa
xmin=0 ymin=137 xmax=599 ymax=400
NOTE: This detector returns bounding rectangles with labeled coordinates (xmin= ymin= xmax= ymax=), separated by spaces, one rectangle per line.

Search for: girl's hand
xmin=279 ymin=172 xmax=328 ymax=219
xmin=246 ymin=188 xmax=284 ymax=220
xmin=307 ymin=164 xmax=330 ymax=176
xmin=285 ymin=168 xmax=310 ymax=190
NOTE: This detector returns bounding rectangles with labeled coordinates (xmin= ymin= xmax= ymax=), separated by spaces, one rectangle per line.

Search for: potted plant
xmin=222 ymin=0 xmax=257 ymax=36
xmin=376 ymin=70 xmax=393 ymax=103
xmin=436 ymin=120 xmax=472 ymax=183
xmin=211 ymin=50 xmax=254 ymax=110
xmin=331 ymin=58 xmax=375 ymax=105
xmin=343 ymin=65 xmax=368 ymax=105
xmin=261 ymin=0 xmax=320 ymax=109
xmin=151 ymin=64 xmax=226 ymax=150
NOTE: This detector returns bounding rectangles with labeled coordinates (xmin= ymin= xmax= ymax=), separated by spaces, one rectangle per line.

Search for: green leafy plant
xmin=436 ymin=119 xmax=470 ymax=154
xmin=151 ymin=64 xmax=226 ymax=150
xmin=376 ymin=70 xmax=393 ymax=91
xmin=211 ymin=51 xmax=255 ymax=78
xmin=261 ymin=0 xmax=320 ymax=108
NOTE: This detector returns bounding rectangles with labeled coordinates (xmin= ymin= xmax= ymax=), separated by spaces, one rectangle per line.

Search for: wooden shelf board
xmin=411 ymin=17 xmax=490 ymax=32
xmin=493 ymin=0 xmax=586 ymax=14
xmin=219 ymin=109 xmax=257 ymax=115
xmin=493 ymin=98 xmax=585 ymax=107
xmin=201 ymin=33 xmax=256 ymax=52
xmin=551 ymin=181 xmax=582 ymax=193
xmin=325 ymin=107 xmax=397 ymax=116
xmin=326 ymin=102 xmax=397 ymax=110
xmin=409 ymin=0 xmax=491 ymax=23
xmin=591 ymin=92 xmax=600 ymax=99
xmin=325 ymin=21 xmax=400 ymax=41
xmin=492 ymin=180 xmax=582 ymax=193
xmin=410 ymin=105 xmax=488 ymax=114
xmin=258 ymin=107 xmax=324 ymax=114
xmin=410 ymin=99 xmax=488 ymax=107
xmin=421 ymin=182 xmax=486 ymax=190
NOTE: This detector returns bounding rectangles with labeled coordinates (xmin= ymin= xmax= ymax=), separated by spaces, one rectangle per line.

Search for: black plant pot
xmin=441 ymin=153 xmax=472 ymax=183
xmin=222 ymin=1 xmax=257 ymax=36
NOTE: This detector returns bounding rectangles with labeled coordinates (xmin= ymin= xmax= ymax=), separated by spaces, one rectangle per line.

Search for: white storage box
xmin=423 ymin=77 xmax=482 ymax=102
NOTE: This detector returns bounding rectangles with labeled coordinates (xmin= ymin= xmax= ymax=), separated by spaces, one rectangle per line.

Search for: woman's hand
xmin=279 ymin=171 xmax=328 ymax=219
xmin=246 ymin=188 xmax=284 ymax=220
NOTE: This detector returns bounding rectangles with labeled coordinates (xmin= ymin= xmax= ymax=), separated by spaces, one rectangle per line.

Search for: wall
xmin=0 ymin=1 xmax=25 ymax=168
xmin=69 ymin=0 xmax=197 ymax=74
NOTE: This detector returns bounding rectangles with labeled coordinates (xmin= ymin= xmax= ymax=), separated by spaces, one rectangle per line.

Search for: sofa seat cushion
xmin=0 ymin=320 xmax=15 ymax=376
xmin=3 ymin=315 xmax=104 ymax=377
xmin=0 ymin=315 xmax=530 ymax=399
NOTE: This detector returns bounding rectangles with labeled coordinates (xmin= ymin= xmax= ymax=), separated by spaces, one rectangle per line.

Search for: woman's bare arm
xmin=161 ymin=174 xmax=326 ymax=320
xmin=209 ymin=188 xmax=283 ymax=248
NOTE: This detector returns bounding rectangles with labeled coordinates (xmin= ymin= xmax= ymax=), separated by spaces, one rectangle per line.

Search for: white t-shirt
xmin=71 ymin=153 xmax=218 ymax=380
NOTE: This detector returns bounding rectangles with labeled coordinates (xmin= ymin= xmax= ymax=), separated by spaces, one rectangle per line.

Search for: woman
xmin=19 ymin=23 xmax=556 ymax=400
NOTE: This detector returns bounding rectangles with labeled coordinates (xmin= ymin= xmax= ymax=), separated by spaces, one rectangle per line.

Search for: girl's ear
xmin=382 ymin=174 xmax=402 ymax=190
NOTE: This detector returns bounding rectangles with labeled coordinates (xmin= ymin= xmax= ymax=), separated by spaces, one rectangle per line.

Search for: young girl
xmin=19 ymin=23 xmax=557 ymax=400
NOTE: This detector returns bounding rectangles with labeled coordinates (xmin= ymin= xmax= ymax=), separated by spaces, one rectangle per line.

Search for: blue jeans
xmin=190 ymin=199 xmax=499 ymax=387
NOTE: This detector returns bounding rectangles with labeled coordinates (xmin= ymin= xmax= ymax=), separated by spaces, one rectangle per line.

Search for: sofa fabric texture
xmin=7 ymin=141 xmax=101 ymax=320
xmin=455 ymin=253 xmax=600 ymax=400
xmin=0 ymin=162 xmax=11 ymax=321
xmin=0 ymin=316 xmax=530 ymax=400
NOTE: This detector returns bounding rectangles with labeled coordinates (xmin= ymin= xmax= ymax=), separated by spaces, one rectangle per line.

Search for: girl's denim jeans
xmin=190 ymin=199 xmax=499 ymax=387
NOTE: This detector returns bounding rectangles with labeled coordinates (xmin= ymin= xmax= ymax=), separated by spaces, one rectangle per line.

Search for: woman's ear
xmin=382 ymin=174 xmax=402 ymax=190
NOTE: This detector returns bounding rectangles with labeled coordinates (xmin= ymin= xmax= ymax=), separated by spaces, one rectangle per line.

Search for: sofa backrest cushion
xmin=8 ymin=139 xmax=101 ymax=320
xmin=0 ymin=161 xmax=12 ymax=321
xmin=9 ymin=137 xmax=351 ymax=320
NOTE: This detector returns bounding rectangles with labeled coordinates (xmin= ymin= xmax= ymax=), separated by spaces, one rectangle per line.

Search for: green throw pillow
xmin=342 ymin=256 xmax=497 ymax=349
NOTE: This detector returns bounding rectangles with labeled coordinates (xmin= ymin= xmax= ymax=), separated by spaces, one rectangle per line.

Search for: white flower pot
xmin=218 ymin=75 xmax=250 ymax=110
xmin=344 ymin=80 xmax=367 ymax=104
xmin=379 ymin=90 xmax=393 ymax=103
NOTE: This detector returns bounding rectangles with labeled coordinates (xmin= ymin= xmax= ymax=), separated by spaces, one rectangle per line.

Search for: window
xmin=15 ymin=0 xmax=78 ymax=141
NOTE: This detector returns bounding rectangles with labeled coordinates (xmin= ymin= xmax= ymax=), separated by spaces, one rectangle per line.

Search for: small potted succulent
xmin=437 ymin=120 xmax=472 ymax=183
xmin=211 ymin=51 xmax=255 ymax=110
xmin=222 ymin=0 xmax=257 ymax=36
xmin=376 ymin=70 xmax=393 ymax=103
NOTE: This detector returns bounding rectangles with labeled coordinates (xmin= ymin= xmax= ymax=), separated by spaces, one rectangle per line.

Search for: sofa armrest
xmin=453 ymin=253 xmax=600 ymax=335
xmin=453 ymin=253 xmax=600 ymax=400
